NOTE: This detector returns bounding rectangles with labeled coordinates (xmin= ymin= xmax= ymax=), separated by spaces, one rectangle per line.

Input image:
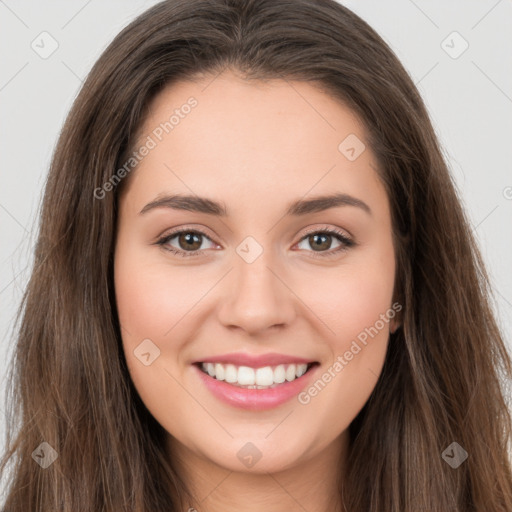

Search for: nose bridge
xmin=233 ymin=239 xmax=283 ymax=306
xmin=235 ymin=247 xmax=276 ymax=294
xmin=217 ymin=238 xmax=296 ymax=333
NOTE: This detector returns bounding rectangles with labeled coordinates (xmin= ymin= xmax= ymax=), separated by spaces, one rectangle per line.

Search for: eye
xmin=156 ymin=228 xmax=217 ymax=257
xmin=295 ymin=227 xmax=355 ymax=258
xmin=155 ymin=226 xmax=355 ymax=258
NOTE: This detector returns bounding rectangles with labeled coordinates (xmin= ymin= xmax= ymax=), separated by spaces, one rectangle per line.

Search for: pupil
xmin=180 ymin=232 xmax=201 ymax=250
xmin=311 ymin=234 xmax=330 ymax=251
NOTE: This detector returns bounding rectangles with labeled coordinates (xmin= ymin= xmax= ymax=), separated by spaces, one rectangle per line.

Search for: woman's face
xmin=114 ymin=70 xmax=398 ymax=474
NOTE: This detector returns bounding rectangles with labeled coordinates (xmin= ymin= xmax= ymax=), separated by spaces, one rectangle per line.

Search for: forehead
xmin=120 ymin=70 xmax=387 ymax=219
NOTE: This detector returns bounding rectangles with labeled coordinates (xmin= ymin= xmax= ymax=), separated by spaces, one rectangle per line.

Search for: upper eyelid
xmin=159 ymin=226 xmax=219 ymax=246
xmin=299 ymin=224 xmax=352 ymax=239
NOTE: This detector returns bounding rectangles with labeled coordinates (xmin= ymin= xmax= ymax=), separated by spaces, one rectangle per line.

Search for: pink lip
xmin=193 ymin=363 xmax=319 ymax=411
xmin=195 ymin=352 xmax=315 ymax=368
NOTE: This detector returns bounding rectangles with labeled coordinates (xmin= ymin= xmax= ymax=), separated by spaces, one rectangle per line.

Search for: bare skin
xmin=114 ymin=69 xmax=398 ymax=511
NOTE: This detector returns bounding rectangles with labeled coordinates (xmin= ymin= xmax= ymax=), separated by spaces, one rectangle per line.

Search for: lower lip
xmin=193 ymin=364 xmax=318 ymax=410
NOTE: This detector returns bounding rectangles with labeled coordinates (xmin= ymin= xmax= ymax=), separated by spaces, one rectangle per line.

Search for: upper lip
xmin=194 ymin=352 xmax=317 ymax=368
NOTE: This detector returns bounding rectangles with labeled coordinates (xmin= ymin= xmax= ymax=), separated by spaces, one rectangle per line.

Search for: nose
xmin=217 ymin=250 xmax=297 ymax=336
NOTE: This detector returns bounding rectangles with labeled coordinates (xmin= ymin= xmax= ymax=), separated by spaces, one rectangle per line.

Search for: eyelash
xmin=155 ymin=226 xmax=355 ymax=259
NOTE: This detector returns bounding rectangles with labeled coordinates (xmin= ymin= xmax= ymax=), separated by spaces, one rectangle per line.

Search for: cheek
xmin=114 ymin=250 xmax=207 ymax=338
xmin=333 ymin=267 xmax=393 ymax=341
xmin=293 ymin=245 xmax=394 ymax=382
xmin=295 ymin=250 xmax=395 ymax=347
xmin=329 ymin=267 xmax=393 ymax=377
xmin=292 ymin=248 xmax=395 ymax=429
xmin=113 ymin=249 xmax=196 ymax=423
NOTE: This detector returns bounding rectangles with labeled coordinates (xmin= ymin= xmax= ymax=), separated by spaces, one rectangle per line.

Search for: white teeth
xmin=224 ymin=364 xmax=237 ymax=383
xmin=215 ymin=363 xmax=225 ymax=381
xmin=285 ymin=365 xmax=296 ymax=382
xmin=296 ymin=364 xmax=308 ymax=378
xmin=237 ymin=366 xmax=255 ymax=385
xmin=200 ymin=362 xmax=313 ymax=387
xmin=273 ymin=364 xmax=286 ymax=384
xmin=255 ymin=366 xmax=274 ymax=386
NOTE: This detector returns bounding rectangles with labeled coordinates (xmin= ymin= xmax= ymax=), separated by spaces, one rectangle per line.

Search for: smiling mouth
xmin=195 ymin=361 xmax=319 ymax=389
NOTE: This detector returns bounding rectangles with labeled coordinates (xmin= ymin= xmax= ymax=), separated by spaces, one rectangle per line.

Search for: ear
xmin=389 ymin=287 xmax=403 ymax=334
xmin=389 ymin=317 xmax=401 ymax=334
xmin=389 ymin=302 xmax=403 ymax=334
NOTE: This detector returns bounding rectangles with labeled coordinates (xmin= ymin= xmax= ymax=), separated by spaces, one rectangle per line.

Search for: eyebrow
xmin=139 ymin=192 xmax=372 ymax=217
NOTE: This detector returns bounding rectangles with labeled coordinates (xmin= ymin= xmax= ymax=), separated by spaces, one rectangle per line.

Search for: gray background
xmin=1 ymin=0 xmax=511 ymax=495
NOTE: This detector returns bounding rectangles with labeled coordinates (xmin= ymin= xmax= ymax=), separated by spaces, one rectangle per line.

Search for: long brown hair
xmin=1 ymin=0 xmax=511 ymax=510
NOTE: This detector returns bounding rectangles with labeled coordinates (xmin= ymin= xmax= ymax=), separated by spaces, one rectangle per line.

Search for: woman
xmin=1 ymin=0 xmax=511 ymax=510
